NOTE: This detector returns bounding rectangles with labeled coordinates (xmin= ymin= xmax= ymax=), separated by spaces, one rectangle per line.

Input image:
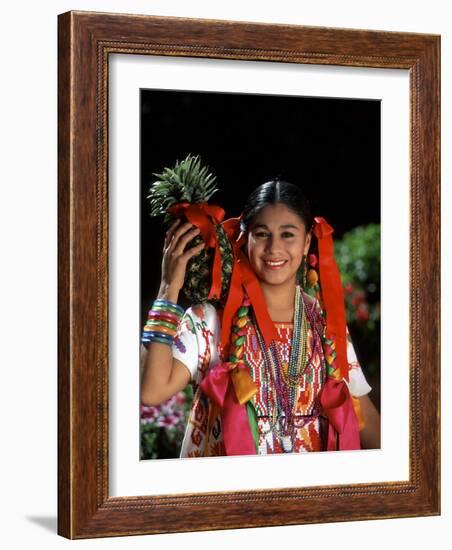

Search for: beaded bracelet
xmin=141 ymin=299 xmax=184 ymax=347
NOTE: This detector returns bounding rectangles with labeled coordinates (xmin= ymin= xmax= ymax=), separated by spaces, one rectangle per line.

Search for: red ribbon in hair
xmin=312 ymin=216 xmax=349 ymax=382
xmin=219 ymin=217 xmax=279 ymax=357
xmin=168 ymin=202 xmax=225 ymax=301
xmin=313 ymin=216 xmax=360 ymax=450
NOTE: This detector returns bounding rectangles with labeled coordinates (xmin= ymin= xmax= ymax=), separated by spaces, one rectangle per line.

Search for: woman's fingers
xmin=171 ymin=227 xmax=201 ymax=257
xmin=165 ymin=219 xmax=196 ymax=248
xmin=166 ymin=221 xmax=195 ymax=250
xmin=164 ymin=218 xmax=182 ymax=248
xmin=180 ymin=242 xmax=205 ymax=262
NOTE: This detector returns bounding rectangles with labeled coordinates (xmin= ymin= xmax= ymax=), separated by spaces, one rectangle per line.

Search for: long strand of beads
xmin=303 ymin=294 xmax=329 ymax=384
xmin=251 ymin=285 xmax=309 ymax=449
xmin=270 ymin=287 xmax=302 ymax=416
xmin=281 ymin=292 xmax=308 ymax=386
xmin=251 ymin=318 xmax=283 ymax=436
xmin=274 ymin=287 xmax=306 ymax=410
xmin=271 ymin=288 xmax=309 ymax=445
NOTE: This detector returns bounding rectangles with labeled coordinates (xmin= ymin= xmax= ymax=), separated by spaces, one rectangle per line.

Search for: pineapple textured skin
xmin=183 ymin=224 xmax=233 ymax=306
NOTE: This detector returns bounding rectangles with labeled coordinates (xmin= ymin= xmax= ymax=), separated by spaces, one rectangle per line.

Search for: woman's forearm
xmin=359 ymin=394 xmax=381 ymax=449
xmin=140 ymin=341 xmax=175 ymax=405
xmin=140 ymin=219 xmax=203 ymax=405
xmin=140 ymin=285 xmax=181 ymax=406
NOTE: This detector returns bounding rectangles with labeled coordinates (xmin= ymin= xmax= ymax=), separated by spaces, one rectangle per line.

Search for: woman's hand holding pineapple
xmin=141 ymin=217 xmax=201 ymax=406
xmin=142 ymin=154 xmax=222 ymax=406
xmin=158 ymin=218 xmax=205 ymax=303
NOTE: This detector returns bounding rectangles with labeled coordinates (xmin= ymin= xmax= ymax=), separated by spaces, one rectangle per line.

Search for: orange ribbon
xmin=313 ymin=217 xmax=349 ymax=382
xmin=168 ymin=202 xmax=225 ymax=301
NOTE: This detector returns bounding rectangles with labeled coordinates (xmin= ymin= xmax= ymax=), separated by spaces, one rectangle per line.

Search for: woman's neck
xmin=260 ymin=280 xmax=297 ymax=323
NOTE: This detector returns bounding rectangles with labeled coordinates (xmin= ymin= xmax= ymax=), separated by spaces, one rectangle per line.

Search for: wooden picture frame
xmin=58 ymin=10 xmax=440 ymax=538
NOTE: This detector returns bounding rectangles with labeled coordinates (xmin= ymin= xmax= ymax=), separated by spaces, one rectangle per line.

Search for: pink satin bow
xmin=200 ymin=361 xmax=257 ymax=456
xmin=319 ymin=377 xmax=361 ymax=451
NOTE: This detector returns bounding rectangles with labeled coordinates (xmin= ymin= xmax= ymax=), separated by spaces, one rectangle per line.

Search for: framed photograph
xmin=137 ymin=89 xmax=382 ymax=463
xmin=58 ymin=11 xmax=440 ymax=538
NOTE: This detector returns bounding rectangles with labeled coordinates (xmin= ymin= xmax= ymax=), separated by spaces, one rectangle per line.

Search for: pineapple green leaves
xmin=148 ymin=154 xmax=218 ymax=223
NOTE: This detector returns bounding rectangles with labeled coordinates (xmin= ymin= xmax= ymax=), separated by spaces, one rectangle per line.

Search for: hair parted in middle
xmin=239 ymin=178 xmax=314 ymax=235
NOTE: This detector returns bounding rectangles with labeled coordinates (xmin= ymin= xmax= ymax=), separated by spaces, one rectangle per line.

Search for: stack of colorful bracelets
xmin=141 ymin=299 xmax=184 ymax=347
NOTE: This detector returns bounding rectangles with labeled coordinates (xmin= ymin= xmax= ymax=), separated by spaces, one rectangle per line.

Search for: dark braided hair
xmin=240 ymin=179 xmax=314 ymax=235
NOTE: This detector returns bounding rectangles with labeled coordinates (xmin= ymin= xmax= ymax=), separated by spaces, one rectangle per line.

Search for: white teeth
xmin=265 ymin=260 xmax=285 ymax=266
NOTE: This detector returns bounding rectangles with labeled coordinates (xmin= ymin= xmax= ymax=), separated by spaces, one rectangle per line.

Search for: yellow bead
xmin=234 ymin=345 xmax=244 ymax=358
xmin=307 ymin=269 xmax=318 ymax=286
xmin=236 ymin=317 xmax=248 ymax=328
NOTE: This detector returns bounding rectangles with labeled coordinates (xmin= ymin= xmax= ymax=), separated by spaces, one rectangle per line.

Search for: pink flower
xmin=356 ymin=303 xmax=369 ymax=322
xmin=164 ymin=394 xmax=177 ymax=406
xmin=351 ymin=289 xmax=365 ymax=306
xmin=308 ymin=254 xmax=318 ymax=267
xmin=156 ymin=414 xmax=181 ymax=428
xmin=141 ymin=405 xmax=159 ymax=418
xmin=344 ymin=282 xmax=353 ymax=295
xmin=141 ymin=405 xmax=159 ymax=422
xmin=174 ymin=393 xmax=186 ymax=405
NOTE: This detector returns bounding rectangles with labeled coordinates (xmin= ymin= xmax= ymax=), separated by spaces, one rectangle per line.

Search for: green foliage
xmin=334 ymin=224 xmax=381 ymax=374
xmin=335 ymin=223 xmax=380 ymax=289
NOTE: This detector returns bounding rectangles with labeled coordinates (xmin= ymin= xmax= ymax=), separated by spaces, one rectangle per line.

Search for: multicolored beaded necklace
xmin=251 ymin=285 xmax=311 ymax=452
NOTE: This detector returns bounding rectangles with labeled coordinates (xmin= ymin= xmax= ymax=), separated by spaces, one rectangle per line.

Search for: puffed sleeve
xmin=171 ymin=307 xmax=201 ymax=383
xmin=344 ymin=326 xmax=372 ymax=397
xmin=172 ymin=303 xmax=221 ymax=387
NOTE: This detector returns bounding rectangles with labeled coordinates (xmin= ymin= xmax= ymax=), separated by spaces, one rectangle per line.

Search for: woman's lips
xmin=263 ymin=259 xmax=287 ymax=270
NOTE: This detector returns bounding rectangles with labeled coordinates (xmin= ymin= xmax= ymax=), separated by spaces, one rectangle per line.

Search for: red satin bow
xmin=219 ymin=217 xmax=279 ymax=357
xmin=200 ymin=361 xmax=256 ymax=456
xmin=168 ymin=202 xmax=225 ymax=300
xmin=319 ymin=378 xmax=361 ymax=450
xmin=313 ymin=216 xmax=349 ymax=382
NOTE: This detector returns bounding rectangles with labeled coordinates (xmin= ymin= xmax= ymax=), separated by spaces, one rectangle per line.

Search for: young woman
xmin=141 ymin=180 xmax=380 ymax=457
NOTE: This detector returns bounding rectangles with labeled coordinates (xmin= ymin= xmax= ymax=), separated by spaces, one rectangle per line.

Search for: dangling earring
xmin=299 ymin=254 xmax=307 ymax=288
xmin=306 ymin=253 xmax=320 ymax=299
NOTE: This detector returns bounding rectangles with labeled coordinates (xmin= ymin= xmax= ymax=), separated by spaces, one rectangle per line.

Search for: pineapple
xmin=147 ymin=154 xmax=233 ymax=306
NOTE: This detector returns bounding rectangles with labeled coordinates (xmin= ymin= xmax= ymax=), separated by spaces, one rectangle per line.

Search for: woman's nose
xmin=264 ymin=235 xmax=281 ymax=253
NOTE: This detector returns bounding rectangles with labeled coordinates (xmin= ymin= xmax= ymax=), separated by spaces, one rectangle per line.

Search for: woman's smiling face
xmin=246 ymin=203 xmax=311 ymax=287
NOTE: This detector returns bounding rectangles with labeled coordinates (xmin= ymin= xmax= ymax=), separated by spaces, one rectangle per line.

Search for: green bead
xmin=237 ymin=306 xmax=248 ymax=318
xmin=235 ymin=336 xmax=245 ymax=346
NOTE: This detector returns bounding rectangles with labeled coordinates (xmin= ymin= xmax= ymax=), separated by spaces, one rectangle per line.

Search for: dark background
xmin=140 ymin=88 xmax=380 ymax=327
